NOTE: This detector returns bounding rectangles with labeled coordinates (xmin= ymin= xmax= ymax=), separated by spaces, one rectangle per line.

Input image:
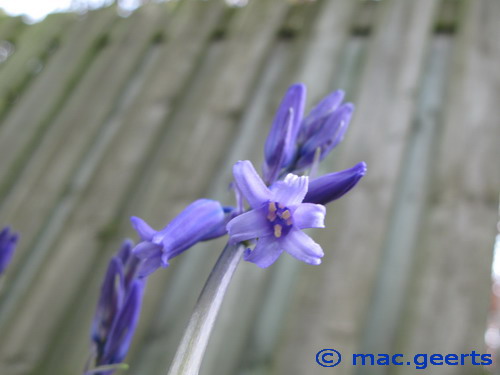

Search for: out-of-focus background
xmin=0 ymin=0 xmax=498 ymax=374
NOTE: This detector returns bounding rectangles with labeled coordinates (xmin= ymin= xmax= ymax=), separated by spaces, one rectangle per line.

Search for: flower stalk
xmin=167 ymin=242 xmax=245 ymax=375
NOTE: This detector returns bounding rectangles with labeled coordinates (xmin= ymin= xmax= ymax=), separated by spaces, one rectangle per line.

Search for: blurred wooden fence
xmin=0 ymin=0 xmax=499 ymax=374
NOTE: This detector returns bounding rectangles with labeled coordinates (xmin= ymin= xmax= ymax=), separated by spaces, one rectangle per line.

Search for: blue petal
xmin=137 ymin=254 xmax=163 ymax=278
xmin=0 ymin=226 xmax=18 ymax=275
xmin=296 ymin=103 xmax=354 ymax=170
xmin=132 ymin=241 xmax=162 ymax=260
xmin=116 ymin=239 xmax=134 ymax=265
xmin=102 ymin=280 xmax=144 ymax=364
xmin=200 ymin=206 xmax=236 ymax=241
xmin=262 ymin=107 xmax=294 ymax=185
xmin=264 ymin=83 xmax=306 ymax=167
xmin=227 ymin=208 xmax=271 ymax=244
xmin=244 ymin=236 xmax=283 ymax=268
xmin=304 ymin=162 xmax=367 ymax=205
xmin=233 ymin=160 xmax=271 ymax=208
xmin=91 ymin=257 xmax=125 ymax=353
xmin=299 ymin=90 xmax=345 ymax=142
xmin=158 ymin=199 xmax=225 ymax=259
xmin=320 ymin=103 xmax=354 ymax=155
xmin=271 ymin=173 xmax=308 ymax=207
xmin=282 ymin=229 xmax=323 ymax=265
xmin=130 ymin=216 xmax=156 ymax=241
xmin=293 ymin=203 xmax=326 ymax=229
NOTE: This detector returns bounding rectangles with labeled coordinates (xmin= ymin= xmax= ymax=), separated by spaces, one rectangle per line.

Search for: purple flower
xmin=0 ymin=226 xmax=19 ymax=276
xmin=305 ymin=162 xmax=367 ymax=205
xmin=101 ymin=280 xmax=144 ymax=365
xmin=297 ymin=90 xmax=345 ymax=143
xmin=131 ymin=199 xmax=225 ymax=277
xmin=262 ymin=83 xmax=306 ymax=183
xmin=261 ymin=84 xmax=356 ymax=175
xmin=227 ymin=160 xmax=325 ymax=268
xmin=90 ymin=240 xmax=144 ymax=372
xmin=295 ymin=102 xmax=354 ymax=171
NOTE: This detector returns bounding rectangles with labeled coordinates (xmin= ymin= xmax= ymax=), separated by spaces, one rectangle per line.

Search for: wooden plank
xmin=359 ymin=29 xmax=455 ymax=373
xmin=0 ymin=13 xmax=74 ymax=120
xmin=0 ymin=6 xmax=158 ymax=291
xmin=394 ymin=0 xmax=500 ymax=373
xmin=0 ymin=6 xmax=172 ymax=373
xmin=0 ymin=15 xmax=25 ymax=41
xmin=273 ymin=0 xmax=439 ymax=374
xmin=0 ymin=16 xmax=26 ymax=67
xmin=0 ymin=7 xmax=117 ymax=204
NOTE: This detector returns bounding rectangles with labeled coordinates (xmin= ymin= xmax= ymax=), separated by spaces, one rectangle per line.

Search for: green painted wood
xmin=0 ymin=13 xmax=74 ymax=120
xmin=359 ymin=20 xmax=455 ymax=375
xmin=395 ymin=0 xmax=500 ymax=373
xmin=0 ymin=7 xmax=117 ymax=206
xmin=0 ymin=15 xmax=25 ymax=40
xmin=0 ymin=6 xmax=172 ymax=374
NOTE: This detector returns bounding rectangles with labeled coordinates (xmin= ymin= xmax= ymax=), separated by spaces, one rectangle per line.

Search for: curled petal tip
xmin=130 ymin=216 xmax=156 ymax=242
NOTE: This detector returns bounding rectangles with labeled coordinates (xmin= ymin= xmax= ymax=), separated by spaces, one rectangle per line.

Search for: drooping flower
xmin=227 ymin=160 xmax=326 ymax=268
xmin=0 ymin=226 xmax=19 ymax=276
xmin=90 ymin=240 xmax=145 ymax=373
xmin=131 ymin=199 xmax=225 ymax=277
xmin=304 ymin=162 xmax=367 ymax=205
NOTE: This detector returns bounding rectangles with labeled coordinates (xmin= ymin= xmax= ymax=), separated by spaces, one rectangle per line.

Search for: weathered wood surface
xmin=0 ymin=0 xmax=498 ymax=374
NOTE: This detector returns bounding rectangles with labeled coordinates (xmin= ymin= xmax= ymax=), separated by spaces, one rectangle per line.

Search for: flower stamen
xmin=281 ymin=209 xmax=291 ymax=220
xmin=274 ymin=224 xmax=282 ymax=238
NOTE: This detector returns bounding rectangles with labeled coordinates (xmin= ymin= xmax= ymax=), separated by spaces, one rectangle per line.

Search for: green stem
xmin=167 ymin=242 xmax=245 ymax=375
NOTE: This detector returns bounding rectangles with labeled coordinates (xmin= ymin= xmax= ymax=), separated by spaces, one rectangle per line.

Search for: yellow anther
xmin=286 ymin=218 xmax=293 ymax=226
xmin=267 ymin=212 xmax=277 ymax=222
xmin=278 ymin=203 xmax=285 ymax=209
xmin=268 ymin=202 xmax=277 ymax=213
xmin=274 ymin=224 xmax=282 ymax=238
xmin=281 ymin=210 xmax=291 ymax=220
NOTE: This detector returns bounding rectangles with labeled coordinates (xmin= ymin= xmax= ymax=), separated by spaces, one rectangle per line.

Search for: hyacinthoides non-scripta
xmin=85 ymin=83 xmax=366 ymax=374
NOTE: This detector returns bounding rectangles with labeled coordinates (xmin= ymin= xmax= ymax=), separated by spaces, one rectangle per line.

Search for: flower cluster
xmin=228 ymin=84 xmax=365 ymax=268
xmin=0 ymin=226 xmax=19 ymax=276
xmin=85 ymin=83 xmax=366 ymax=372
xmin=89 ymin=240 xmax=145 ymax=373
xmin=263 ymin=84 xmax=355 ymax=183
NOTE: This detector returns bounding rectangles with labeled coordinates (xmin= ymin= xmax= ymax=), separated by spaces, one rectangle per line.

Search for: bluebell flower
xmin=199 ymin=206 xmax=237 ymax=241
xmin=100 ymin=280 xmax=144 ymax=365
xmin=295 ymin=101 xmax=354 ymax=171
xmin=262 ymin=83 xmax=305 ymax=184
xmin=90 ymin=240 xmax=144 ymax=373
xmin=227 ymin=160 xmax=325 ymax=268
xmin=297 ymin=90 xmax=345 ymax=143
xmin=0 ymin=226 xmax=19 ymax=276
xmin=305 ymin=162 xmax=367 ymax=205
xmin=131 ymin=199 xmax=226 ymax=277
